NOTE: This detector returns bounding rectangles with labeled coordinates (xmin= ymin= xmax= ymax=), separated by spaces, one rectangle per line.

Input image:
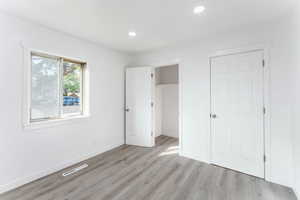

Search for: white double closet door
xmin=211 ymin=50 xmax=265 ymax=178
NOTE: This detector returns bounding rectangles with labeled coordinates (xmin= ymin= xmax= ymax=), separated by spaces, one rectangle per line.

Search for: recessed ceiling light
xmin=128 ymin=31 xmax=137 ymax=37
xmin=193 ymin=6 xmax=206 ymax=15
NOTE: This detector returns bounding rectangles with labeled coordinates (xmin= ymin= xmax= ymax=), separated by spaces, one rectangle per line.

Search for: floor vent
xmin=62 ymin=163 xmax=88 ymax=177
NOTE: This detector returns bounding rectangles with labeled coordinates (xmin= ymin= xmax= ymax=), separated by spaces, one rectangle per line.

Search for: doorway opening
xmin=154 ymin=64 xmax=179 ymax=144
xmin=125 ymin=64 xmax=179 ymax=149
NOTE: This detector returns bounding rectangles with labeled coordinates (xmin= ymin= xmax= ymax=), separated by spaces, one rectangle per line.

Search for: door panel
xmin=211 ymin=51 xmax=264 ymax=178
xmin=126 ymin=67 xmax=155 ymax=147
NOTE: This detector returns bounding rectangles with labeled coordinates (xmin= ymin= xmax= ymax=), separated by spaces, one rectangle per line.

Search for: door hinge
xmin=151 ymin=73 xmax=154 ymax=79
xmin=263 ymin=155 xmax=266 ymax=163
xmin=263 ymin=107 xmax=266 ymax=115
xmin=262 ymin=59 xmax=265 ymax=67
xmin=151 ymin=102 xmax=154 ymax=107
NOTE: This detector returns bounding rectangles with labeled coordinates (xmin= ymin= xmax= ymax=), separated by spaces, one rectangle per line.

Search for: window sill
xmin=23 ymin=114 xmax=90 ymax=131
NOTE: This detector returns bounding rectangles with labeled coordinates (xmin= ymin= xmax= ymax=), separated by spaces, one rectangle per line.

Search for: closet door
xmin=125 ymin=67 xmax=155 ymax=147
xmin=211 ymin=50 xmax=265 ymax=178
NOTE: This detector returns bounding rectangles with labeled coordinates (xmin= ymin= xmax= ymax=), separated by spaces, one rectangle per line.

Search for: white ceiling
xmin=0 ymin=0 xmax=296 ymax=53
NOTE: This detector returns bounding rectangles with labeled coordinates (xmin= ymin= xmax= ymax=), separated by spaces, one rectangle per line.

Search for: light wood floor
xmin=0 ymin=136 xmax=297 ymax=200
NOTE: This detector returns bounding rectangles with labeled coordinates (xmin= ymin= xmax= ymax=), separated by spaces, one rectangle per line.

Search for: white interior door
xmin=126 ymin=67 xmax=155 ymax=147
xmin=211 ymin=50 xmax=265 ymax=178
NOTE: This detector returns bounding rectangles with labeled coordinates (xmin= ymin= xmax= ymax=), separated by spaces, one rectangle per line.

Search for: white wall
xmin=289 ymin=3 xmax=300 ymax=198
xmin=155 ymin=87 xmax=162 ymax=137
xmin=131 ymin=16 xmax=297 ymax=187
xmin=0 ymin=12 xmax=130 ymax=193
xmin=155 ymin=85 xmax=179 ymax=138
xmin=160 ymin=84 xmax=179 ymax=138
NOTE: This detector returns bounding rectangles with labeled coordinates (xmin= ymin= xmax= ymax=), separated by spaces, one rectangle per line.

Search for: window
xmin=30 ymin=52 xmax=85 ymax=123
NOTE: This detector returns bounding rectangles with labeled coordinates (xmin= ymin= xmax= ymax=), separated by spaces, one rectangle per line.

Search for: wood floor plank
xmin=0 ymin=136 xmax=296 ymax=200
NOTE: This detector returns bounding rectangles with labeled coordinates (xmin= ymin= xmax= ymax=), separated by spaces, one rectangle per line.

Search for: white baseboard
xmin=295 ymin=189 xmax=299 ymax=200
xmin=0 ymin=142 xmax=124 ymax=194
xmin=180 ymin=151 xmax=208 ymax=164
xmin=155 ymin=133 xmax=162 ymax=137
xmin=161 ymin=131 xmax=179 ymax=139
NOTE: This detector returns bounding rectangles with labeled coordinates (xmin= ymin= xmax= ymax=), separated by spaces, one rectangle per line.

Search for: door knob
xmin=211 ymin=114 xmax=217 ymax=118
xmin=125 ymin=108 xmax=130 ymax=112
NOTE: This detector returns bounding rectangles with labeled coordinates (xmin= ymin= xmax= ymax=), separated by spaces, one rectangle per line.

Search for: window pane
xmin=31 ymin=54 xmax=60 ymax=120
xmin=63 ymin=61 xmax=82 ymax=115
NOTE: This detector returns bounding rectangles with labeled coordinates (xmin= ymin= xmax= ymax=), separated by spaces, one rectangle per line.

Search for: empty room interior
xmin=0 ymin=0 xmax=300 ymax=199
